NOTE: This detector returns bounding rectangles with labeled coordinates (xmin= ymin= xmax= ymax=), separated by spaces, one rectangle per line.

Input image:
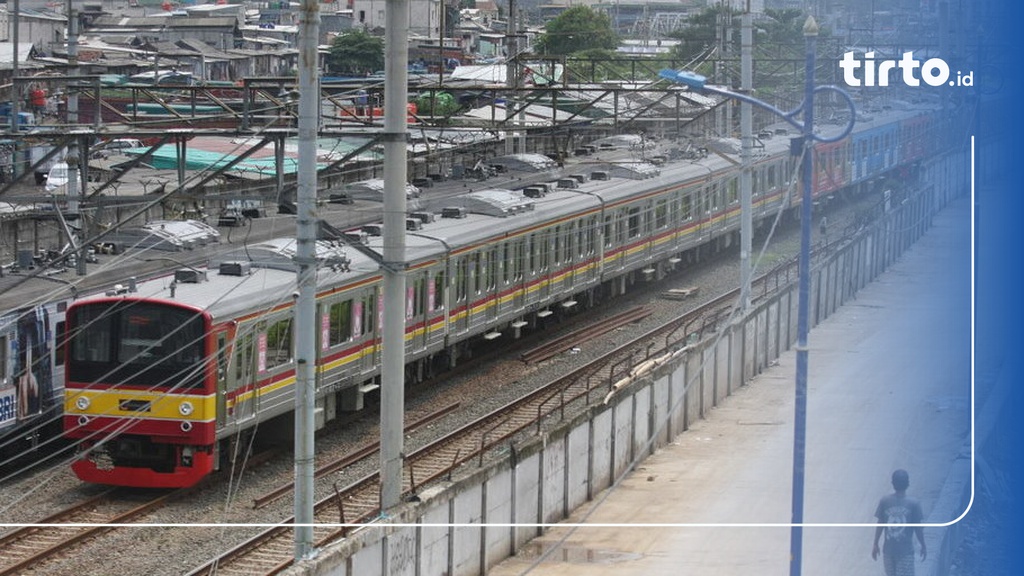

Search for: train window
xmin=538 ymin=230 xmax=550 ymax=270
xmin=488 ymin=249 xmax=498 ymax=290
xmin=586 ymin=217 xmax=597 ymax=255
xmin=408 ymin=279 xmax=418 ymax=319
xmin=432 ymin=271 xmax=445 ymax=310
xmin=557 ymin=224 xmax=565 ymax=264
xmin=577 ymin=221 xmax=586 ymax=258
xmin=752 ymin=170 xmax=760 ymax=194
xmin=767 ymin=165 xmax=777 ymax=189
xmin=217 ymin=334 xmax=228 ymax=383
xmin=455 ymin=258 xmax=468 ymax=301
xmin=564 ymin=222 xmax=575 ymax=263
xmin=628 ymin=207 xmax=641 ymax=238
xmin=472 ymin=253 xmax=483 ymax=294
xmin=514 ymin=239 xmax=525 ymax=280
xmin=655 ymin=199 xmax=668 ymax=229
xmin=71 ymin=306 xmax=113 ymax=364
xmin=528 ymin=234 xmax=536 ymax=274
xmin=55 ymin=321 xmax=66 ymax=367
xmin=362 ymin=297 xmax=375 ymax=335
xmin=329 ymin=300 xmax=353 ymax=346
xmin=502 ymin=243 xmax=511 ymax=284
xmin=265 ymin=317 xmax=293 ymax=369
xmin=681 ymin=195 xmax=693 ymax=221
xmin=727 ymin=178 xmax=738 ymax=204
xmin=603 ymin=216 xmax=613 ymax=248
xmin=235 ymin=330 xmax=255 ymax=382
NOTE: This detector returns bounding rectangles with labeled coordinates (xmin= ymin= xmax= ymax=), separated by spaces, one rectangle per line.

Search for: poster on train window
xmin=257 ymin=333 xmax=267 ymax=373
xmin=321 ymin=312 xmax=330 ymax=351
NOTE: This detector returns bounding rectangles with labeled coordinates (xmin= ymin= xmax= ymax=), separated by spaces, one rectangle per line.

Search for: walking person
xmin=872 ymin=469 xmax=927 ymax=575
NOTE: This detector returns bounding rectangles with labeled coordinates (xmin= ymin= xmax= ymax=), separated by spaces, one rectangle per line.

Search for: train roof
xmin=72 ymin=238 xmax=375 ymax=322
xmin=28 ymin=103 xmax=946 ymax=324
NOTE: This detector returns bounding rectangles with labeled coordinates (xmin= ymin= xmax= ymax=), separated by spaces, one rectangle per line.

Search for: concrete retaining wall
xmin=286 ymin=150 xmax=970 ymax=576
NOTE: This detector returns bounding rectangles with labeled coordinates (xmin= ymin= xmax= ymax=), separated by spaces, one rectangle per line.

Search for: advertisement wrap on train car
xmin=0 ymin=389 xmax=16 ymax=430
xmin=0 ymin=306 xmax=56 ymax=441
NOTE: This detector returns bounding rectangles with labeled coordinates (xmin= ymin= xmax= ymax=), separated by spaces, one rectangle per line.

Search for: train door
xmin=356 ymin=289 xmax=378 ymax=375
xmin=486 ymin=246 xmax=500 ymax=323
xmin=625 ymin=205 xmax=643 ymax=269
xmin=498 ymin=241 xmax=513 ymax=316
xmin=694 ymin=186 xmax=707 ymax=244
xmin=407 ymin=270 xmax=429 ymax=354
xmin=677 ymin=193 xmax=693 ymax=247
xmin=216 ymin=331 xmax=228 ymax=429
xmin=231 ymin=326 xmax=258 ymax=423
xmin=536 ymin=229 xmax=552 ymax=301
xmin=427 ymin=267 xmax=446 ymax=351
xmin=511 ymin=238 xmax=526 ymax=311
xmin=709 ymin=182 xmax=723 ymax=237
xmin=452 ymin=255 xmax=470 ymax=336
xmin=584 ymin=215 xmax=600 ymax=283
xmin=604 ymin=212 xmax=624 ymax=274
xmin=470 ymin=251 xmax=488 ymax=333
xmin=563 ymin=223 xmax=577 ymax=292
xmin=724 ymin=178 xmax=739 ymax=232
xmin=526 ymin=232 xmax=541 ymax=303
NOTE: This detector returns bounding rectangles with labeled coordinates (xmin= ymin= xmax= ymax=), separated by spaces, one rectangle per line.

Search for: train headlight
xmin=75 ymin=396 xmax=90 ymax=411
xmin=179 ymin=401 xmax=194 ymax=416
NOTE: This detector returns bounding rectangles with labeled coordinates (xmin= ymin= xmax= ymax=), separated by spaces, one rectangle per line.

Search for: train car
xmin=813 ymin=138 xmax=850 ymax=197
xmin=0 ymin=302 xmax=65 ymax=460
xmin=0 ymin=150 xmax=574 ymax=468
xmin=850 ymin=116 xmax=901 ymax=183
xmin=61 ymin=103 xmax=963 ymax=488
xmin=0 ymin=221 xmax=223 ymax=469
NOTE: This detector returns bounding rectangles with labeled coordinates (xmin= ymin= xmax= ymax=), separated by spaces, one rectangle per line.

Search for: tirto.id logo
xmin=840 ymin=51 xmax=974 ymax=88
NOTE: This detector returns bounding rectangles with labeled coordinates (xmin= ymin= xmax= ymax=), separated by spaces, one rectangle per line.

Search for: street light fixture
xmin=660 ymin=16 xmax=856 ymax=576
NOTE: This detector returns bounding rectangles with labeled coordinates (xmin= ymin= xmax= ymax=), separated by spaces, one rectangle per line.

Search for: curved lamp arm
xmin=658 ymin=69 xmax=857 ymax=143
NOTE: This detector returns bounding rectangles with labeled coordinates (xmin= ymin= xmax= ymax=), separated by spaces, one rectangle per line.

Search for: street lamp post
xmin=660 ymin=15 xmax=855 ymax=576
xmin=790 ymin=16 xmax=818 ymax=576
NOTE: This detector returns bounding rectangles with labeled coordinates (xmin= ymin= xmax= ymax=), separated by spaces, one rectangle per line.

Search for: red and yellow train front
xmin=63 ymin=298 xmax=217 ymax=488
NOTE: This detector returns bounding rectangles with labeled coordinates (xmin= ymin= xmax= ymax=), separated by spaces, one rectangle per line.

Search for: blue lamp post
xmin=660 ymin=16 xmax=855 ymax=576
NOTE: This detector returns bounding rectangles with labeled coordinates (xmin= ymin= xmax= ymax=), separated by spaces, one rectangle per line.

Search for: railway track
xmin=520 ymin=305 xmax=653 ymax=364
xmin=0 ymin=489 xmax=182 ymax=576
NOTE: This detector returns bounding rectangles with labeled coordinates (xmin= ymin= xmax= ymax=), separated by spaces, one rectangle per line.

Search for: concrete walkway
xmin=488 ymin=199 xmax=972 ymax=576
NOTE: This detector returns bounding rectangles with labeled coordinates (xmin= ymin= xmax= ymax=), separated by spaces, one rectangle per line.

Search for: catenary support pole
xmin=293 ymin=0 xmax=320 ymax=561
xmin=381 ymin=0 xmax=411 ymax=513
xmin=739 ymin=3 xmax=753 ymax=312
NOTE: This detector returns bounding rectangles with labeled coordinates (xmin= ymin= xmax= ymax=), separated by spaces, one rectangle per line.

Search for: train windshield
xmin=68 ymin=301 xmax=206 ymax=390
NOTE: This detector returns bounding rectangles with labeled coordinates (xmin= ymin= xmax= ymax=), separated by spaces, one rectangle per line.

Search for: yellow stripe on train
xmin=65 ymin=389 xmax=216 ymax=421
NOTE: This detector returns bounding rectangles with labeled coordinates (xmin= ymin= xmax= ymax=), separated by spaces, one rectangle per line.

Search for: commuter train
xmin=61 ymin=104 xmax=967 ymax=488
xmin=0 ymin=221 xmax=225 ymax=468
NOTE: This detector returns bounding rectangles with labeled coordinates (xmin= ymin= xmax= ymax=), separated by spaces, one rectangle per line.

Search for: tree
xmin=327 ymin=30 xmax=385 ymax=76
xmin=669 ymin=6 xmax=721 ymax=63
xmin=535 ymin=6 xmax=619 ymax=56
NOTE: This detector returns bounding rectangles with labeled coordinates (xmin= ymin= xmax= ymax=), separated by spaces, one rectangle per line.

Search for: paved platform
xmin=488 ymin=198 xmax=972 ymax=576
